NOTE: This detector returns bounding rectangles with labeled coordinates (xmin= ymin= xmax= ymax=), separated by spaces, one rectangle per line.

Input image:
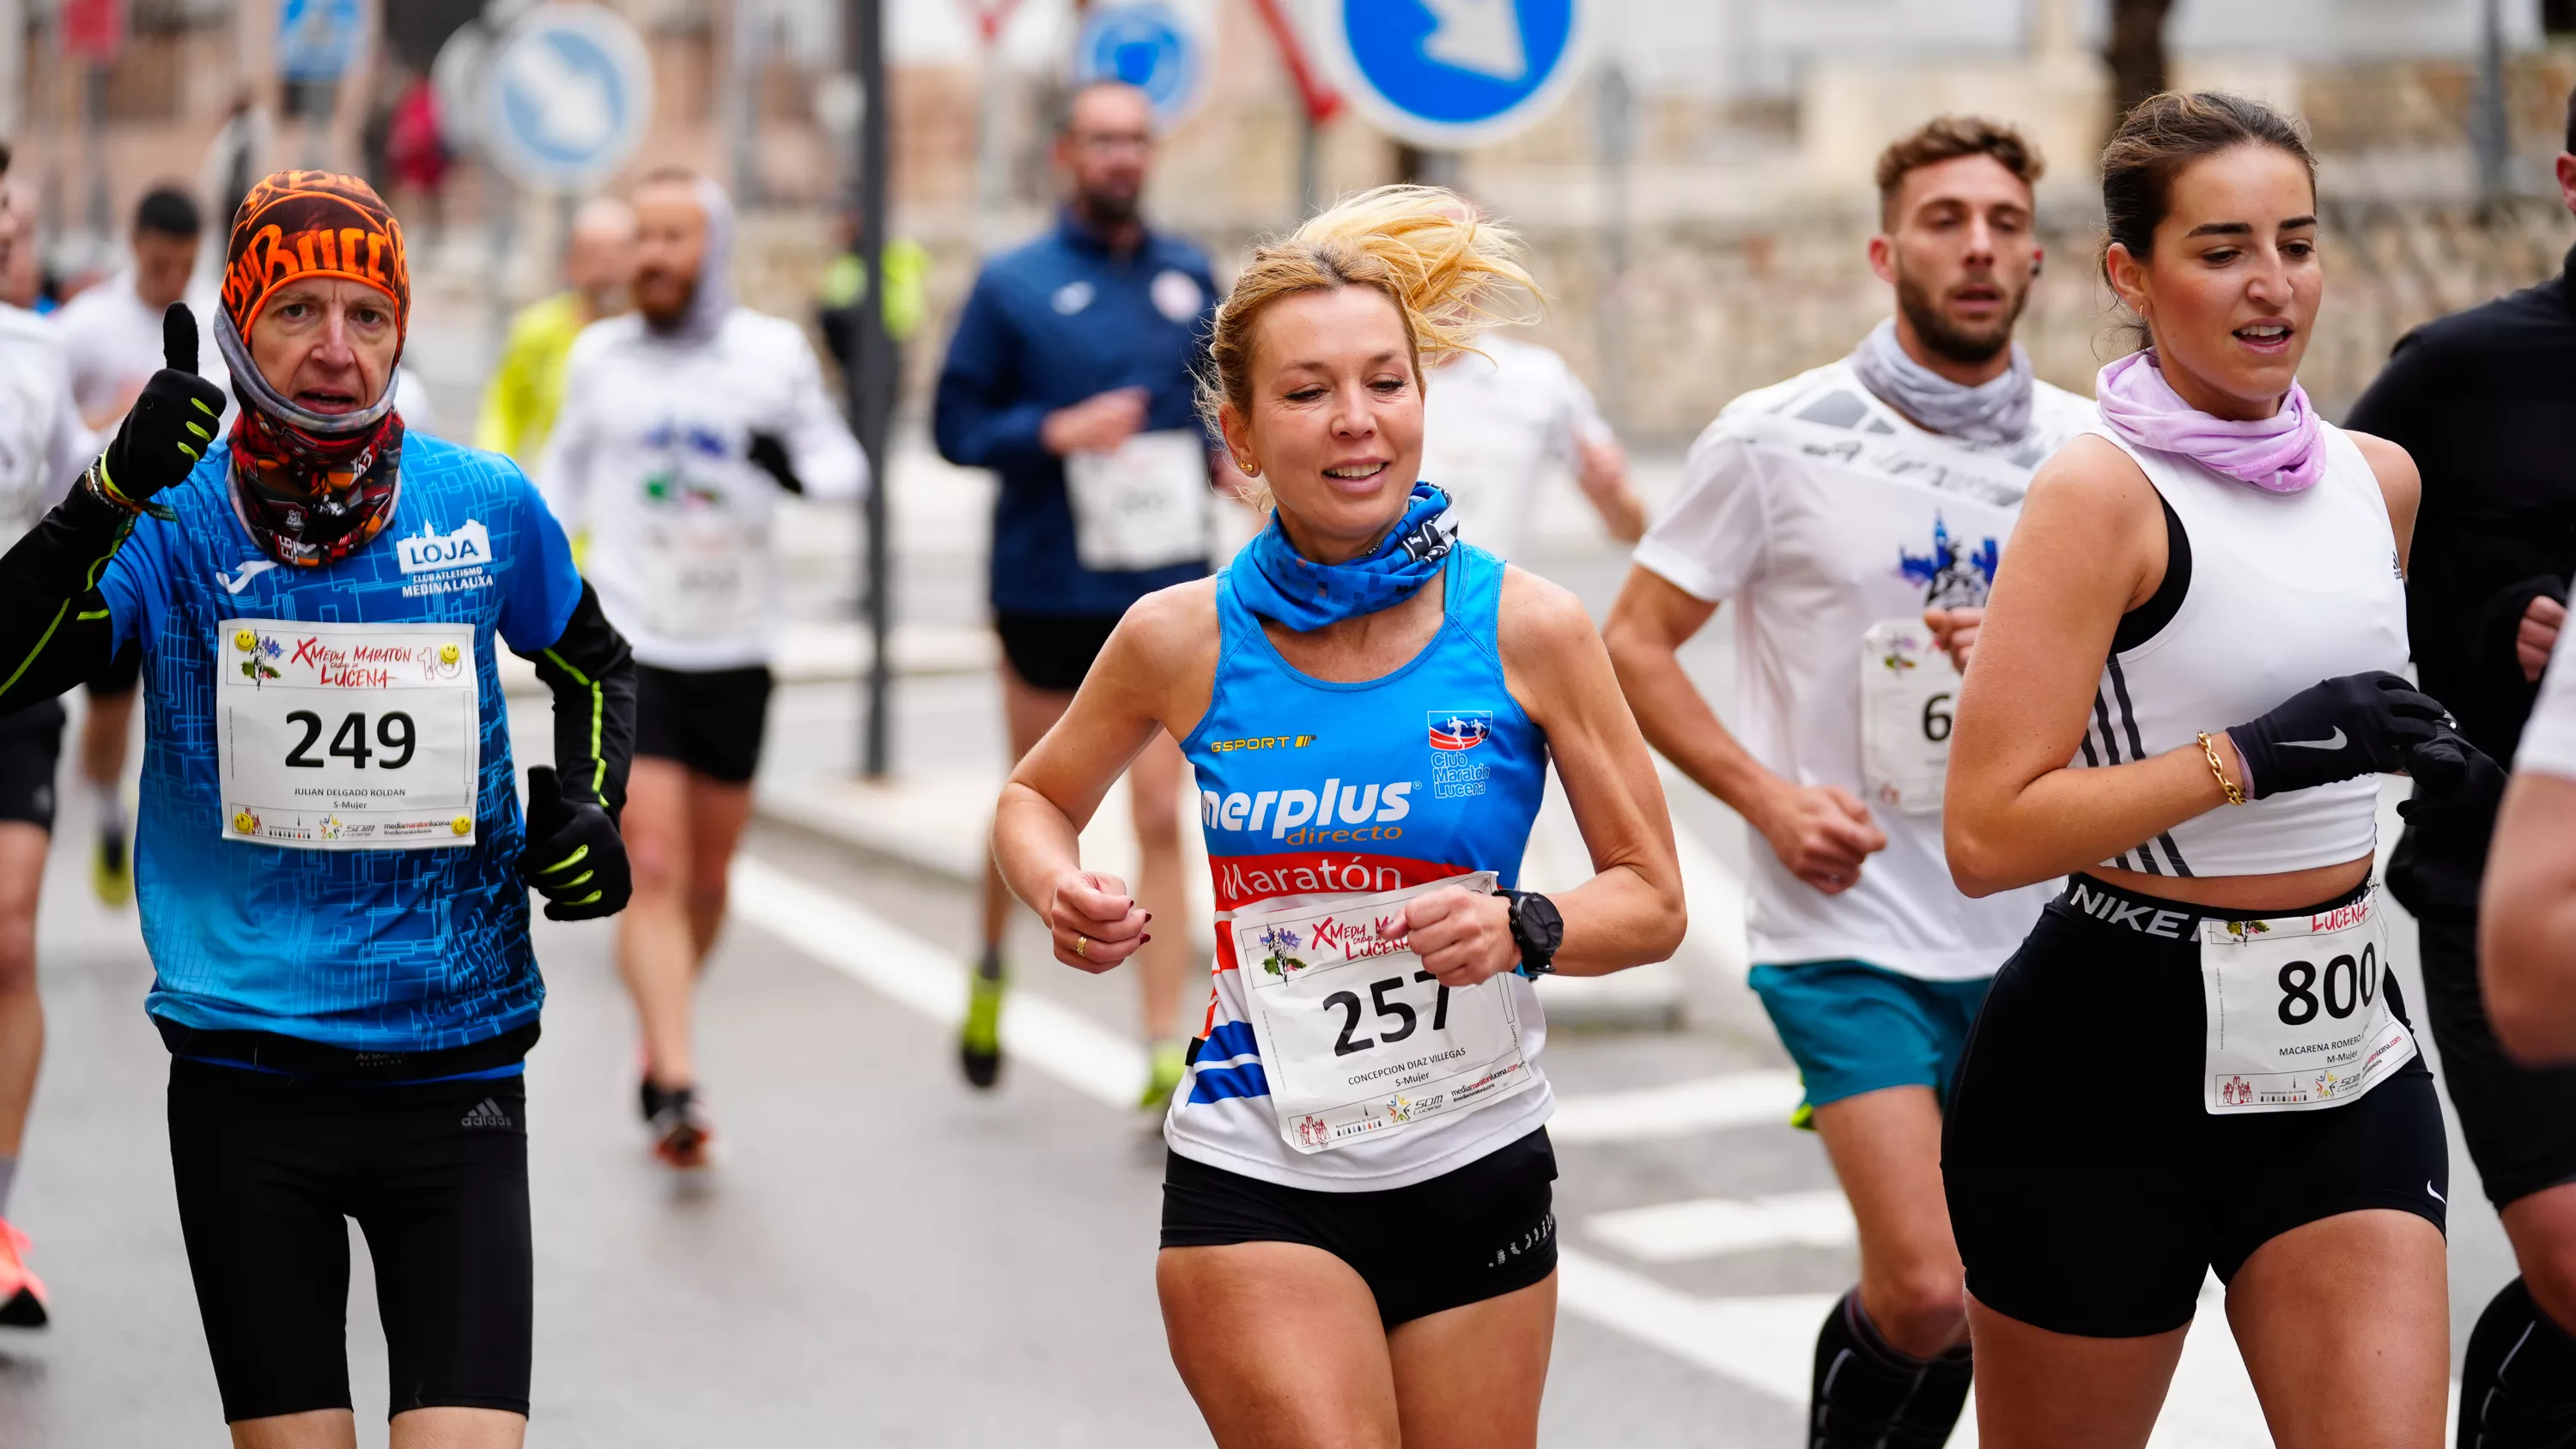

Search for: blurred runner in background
xmin=53 ymin=184 xmax=216 ymax=909
xmin=478 ymin=198 xmax=637 ymax=468
xmin=817 ymin=209 xmax=929 ymax=380
xmin=0 ymin=159 xmax=97 ymax=1328
xmin=934 ymin=81 xmax=1218 ymax=1108
xmin=1416 ymin=226 xmax=1643 ymax=557
xmin=544 ymin=169 xmax=864 ymax=1170
xmin=2344 ymin=84 xmax=2576 ymax=1449
xmin=1604 ymin=117 xmax=2087 ymax=1449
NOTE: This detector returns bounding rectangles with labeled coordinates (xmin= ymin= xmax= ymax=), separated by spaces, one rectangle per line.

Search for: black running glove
xmin=519 ymin=765 xmax=633 ymax=921
xmin=2226 ymin=671 xmax=2445 ymax=799
xmin=745 ymin=431 xmax=803 ymax=494
xmin=96 ymin=304 xmax=226 ymax=510
xmin=2388 ymin=726 xmax=2509 ymax=923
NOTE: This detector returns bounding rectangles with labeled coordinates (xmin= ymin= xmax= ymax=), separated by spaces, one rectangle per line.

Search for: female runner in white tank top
xmin=1939 ymin=93 xmax=2496 ymax=1447
xmin=990 ymin=190 xmax=1684 ymax=1447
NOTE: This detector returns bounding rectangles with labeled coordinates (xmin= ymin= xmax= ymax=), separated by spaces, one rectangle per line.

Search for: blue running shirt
xmin=98 ymin=435 xmax=583 ymax=1052
xmin=1168 ymin=543 xmax=1557 ymax=1191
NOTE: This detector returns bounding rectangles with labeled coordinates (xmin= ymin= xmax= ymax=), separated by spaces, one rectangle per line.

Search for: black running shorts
xmin=1944 ymin=875 xmax=2449 ymax=1339
xmin=0 ymin=700 xmax=63 ymax=832
xmin=89 ymin=639 xmax=141 ymax=696
xmin=633 ymin=664 xmax=773 ymax=785
xmin=2416 ymin=916 xmax=2576 ymax=1209
xmin=167 ymin=1058 xmax=534 ymax=1423
xmin=1160 ymin=1129 xmax=1559 ymax=1328
xmin=994 ymin=612 xmax=1121 ymax=694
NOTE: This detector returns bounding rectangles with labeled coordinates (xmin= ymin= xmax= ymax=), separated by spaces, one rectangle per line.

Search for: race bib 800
xmin=216 ymin=618 xmax=482 ymax=850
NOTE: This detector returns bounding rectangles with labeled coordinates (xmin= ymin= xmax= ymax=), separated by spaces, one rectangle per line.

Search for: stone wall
xmin=870 ymin=191 xmax=2573 ymax=444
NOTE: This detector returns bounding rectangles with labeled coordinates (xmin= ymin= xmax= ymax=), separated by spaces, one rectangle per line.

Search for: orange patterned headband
xmin=219 ymin=170 xmax=409 ymax=340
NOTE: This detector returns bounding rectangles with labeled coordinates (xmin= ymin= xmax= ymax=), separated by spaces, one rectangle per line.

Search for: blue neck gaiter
xmin=1230 ymin=482 xmax=1456 ymax=632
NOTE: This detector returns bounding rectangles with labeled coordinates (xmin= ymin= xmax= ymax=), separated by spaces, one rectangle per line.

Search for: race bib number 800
xmin=216 ymin=618 xmax=482 ymax=850
xmin=2201 ymin=890 xmax=2415 ymax=1114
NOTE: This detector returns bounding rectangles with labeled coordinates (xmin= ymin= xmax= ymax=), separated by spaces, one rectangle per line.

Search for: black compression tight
xmin=2458 ymin=1276 xmax=2576 ymax=1449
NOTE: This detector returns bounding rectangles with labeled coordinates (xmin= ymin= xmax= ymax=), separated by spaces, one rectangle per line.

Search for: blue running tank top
xmin=96 ymin=435 xmax=585 ymax=1055
xmin=1170 ymin=543 xmax=1553 ymax=1190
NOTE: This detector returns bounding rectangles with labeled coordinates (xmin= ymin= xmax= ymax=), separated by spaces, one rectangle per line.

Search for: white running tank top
xmin=2071 ymin=422 xmax=2409 ymax=877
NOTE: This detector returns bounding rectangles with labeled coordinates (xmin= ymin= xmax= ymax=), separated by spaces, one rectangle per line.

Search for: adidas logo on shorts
xmin=459 ymin=1098 xmax=515 ymax=1131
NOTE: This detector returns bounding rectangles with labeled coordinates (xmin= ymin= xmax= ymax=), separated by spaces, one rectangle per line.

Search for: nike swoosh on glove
xmin=2227 ymin=671 xmax=2446 ymax=799
xmin=519 ymin=765 xmax=633 ymax=921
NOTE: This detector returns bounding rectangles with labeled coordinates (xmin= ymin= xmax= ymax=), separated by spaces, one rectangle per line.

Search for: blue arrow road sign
xmin=1072 ymin=3 xmax=1206 ymax=132
xmin=277 ymin=0 xmax=361 ymax=82
xmin=481 ymin=3 xmax=655 ymax=192
xmin=1323 ymin=0 xmax=1589 ymax=149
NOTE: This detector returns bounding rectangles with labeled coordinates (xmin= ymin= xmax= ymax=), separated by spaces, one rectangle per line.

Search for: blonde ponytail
xmin=1199 ymin=185 xmax=1539 ymax=438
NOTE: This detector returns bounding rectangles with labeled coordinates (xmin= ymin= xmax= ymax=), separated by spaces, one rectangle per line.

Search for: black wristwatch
xmin=1498 ymin=889 xmax=1564 ymax=977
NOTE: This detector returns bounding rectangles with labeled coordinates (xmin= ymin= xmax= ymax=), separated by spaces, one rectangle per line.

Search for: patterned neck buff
xmin=2095 ymin=349 xmax=2324 ymax=495
xmin=1230 ymin=482 xmax=1457 ymax=632
xmin=213 ymin=170 xmax=411 ymax=566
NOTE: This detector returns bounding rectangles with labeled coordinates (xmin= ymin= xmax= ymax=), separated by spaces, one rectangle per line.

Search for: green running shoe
xmin=960 ymin=952 xmax=1005 ymax=1089
xmin=1139 ymin=1040 xmax=1187 ymax=1111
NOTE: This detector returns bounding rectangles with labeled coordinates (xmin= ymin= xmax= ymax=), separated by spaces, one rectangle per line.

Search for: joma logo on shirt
xmin=396 ymin=520 xmax=493 ymax=575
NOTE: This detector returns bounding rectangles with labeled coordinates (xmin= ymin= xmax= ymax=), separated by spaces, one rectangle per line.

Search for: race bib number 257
xmin=216 ymin=618 xmax=482 ymax=851
xmin=1234 ymin=870 xmax=1537 ymax=1155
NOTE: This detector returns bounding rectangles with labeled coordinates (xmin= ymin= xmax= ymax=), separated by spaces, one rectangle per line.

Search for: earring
xmin=1236 ymin=458 xmax=1261 ymax=477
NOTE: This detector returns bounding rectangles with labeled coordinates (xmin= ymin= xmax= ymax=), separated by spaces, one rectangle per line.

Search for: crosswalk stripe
xmin=732 ymin=857 xmax=1146 ymax=1108
xmin=1547 ymin=1070 xmax=1804 ymax=1143
xmin=1587 ymin=1191 xmax=1855 ymax=1262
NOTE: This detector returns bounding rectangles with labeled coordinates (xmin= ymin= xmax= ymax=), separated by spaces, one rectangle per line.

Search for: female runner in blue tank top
xmin=993 ymin=188 xmax=1685 ymax=1447
xmin=1938 ymin=94 xmax=2495 ymax=1447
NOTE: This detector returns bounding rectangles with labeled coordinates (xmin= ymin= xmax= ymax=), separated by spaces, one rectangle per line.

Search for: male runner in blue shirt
xmin=0 ymin=171 xmax=633 ymax=1448
xmin=936 ymin=81 xmax=1218 ymax=1106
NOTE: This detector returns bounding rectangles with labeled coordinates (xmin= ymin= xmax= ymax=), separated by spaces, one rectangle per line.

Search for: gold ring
xmin=1076 ymin=935 xmax=1091 ymax=960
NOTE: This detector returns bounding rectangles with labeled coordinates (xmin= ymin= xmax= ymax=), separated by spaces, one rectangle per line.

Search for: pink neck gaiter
xmin=2095 ymin=349 xmax=2324 ymax=495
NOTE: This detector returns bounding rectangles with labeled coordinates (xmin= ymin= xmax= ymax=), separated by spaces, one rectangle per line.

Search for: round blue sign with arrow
xmin=1322 ymin=0 xmax=1590 ymax=149
xmin=1072 ymin=3 xmax=1207 ymax=133
xmin=480 ymin=3 xmax=655 ymax=193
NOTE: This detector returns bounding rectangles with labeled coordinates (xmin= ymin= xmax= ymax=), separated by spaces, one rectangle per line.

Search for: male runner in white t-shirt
xmin=1420 ymin=332 xmax=1643 ymax=559
xmin=52 ymin=185 xmax=213 ymax=908
xmin=1603 ymin=117 xmax=2089 ymax=1448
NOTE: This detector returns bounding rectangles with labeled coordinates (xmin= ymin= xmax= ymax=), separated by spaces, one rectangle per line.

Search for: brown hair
xmin=1874 ymin=116 xmax=2044 ymax=226
xmin=1199 ymin=185 xmax=1537 ymax=464
xmin=2099 ymin=91 xmax=2315 ymax=283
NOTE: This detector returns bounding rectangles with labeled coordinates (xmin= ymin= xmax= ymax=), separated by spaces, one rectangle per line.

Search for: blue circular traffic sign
xmin=1072 ymin=3 xmax=1206 ymax=133
xmin=1323 ymin=0 xmax=1590 ymax=149
xmin=480 ymin=3 xmax=654 ymax=192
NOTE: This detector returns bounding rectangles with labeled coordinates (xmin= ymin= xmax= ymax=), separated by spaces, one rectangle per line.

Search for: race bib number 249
xmin=216 ymin=618 xmax=482 ymax=851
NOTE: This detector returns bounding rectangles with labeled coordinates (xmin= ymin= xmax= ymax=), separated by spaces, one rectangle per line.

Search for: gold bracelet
xmin=2198 ymin=731 xmax=2247 ymax=806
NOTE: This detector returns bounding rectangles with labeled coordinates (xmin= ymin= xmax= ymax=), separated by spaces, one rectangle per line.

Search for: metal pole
xmin=1590 ymin=63 xmax=1634 ymax=436
xmin=1297 ymin=107 xmax=1320 ymax=217
xmin=849 ymin=0 xmax=893 ymax=779
xmin=2472 ymin=0 xmax=2510 ymax=217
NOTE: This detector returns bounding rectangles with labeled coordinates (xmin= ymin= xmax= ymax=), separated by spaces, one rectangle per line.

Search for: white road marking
xmin=1557 ymin=1248 xmax=1831 ymax=1403
xmin=732 ymin=857 xmax=1145 ymax=1108
xmin=1588 ymin=1191 xmax=1856 ymax=1263
xmin=1546 ymin=1070 xmax=1803 ymax=1143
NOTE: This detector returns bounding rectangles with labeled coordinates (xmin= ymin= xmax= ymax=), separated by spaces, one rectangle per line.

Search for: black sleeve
xmin=518 ymin=582 xmax=635 ymax=820
xmin=0 ymin=483 xmax=133 ymax=716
